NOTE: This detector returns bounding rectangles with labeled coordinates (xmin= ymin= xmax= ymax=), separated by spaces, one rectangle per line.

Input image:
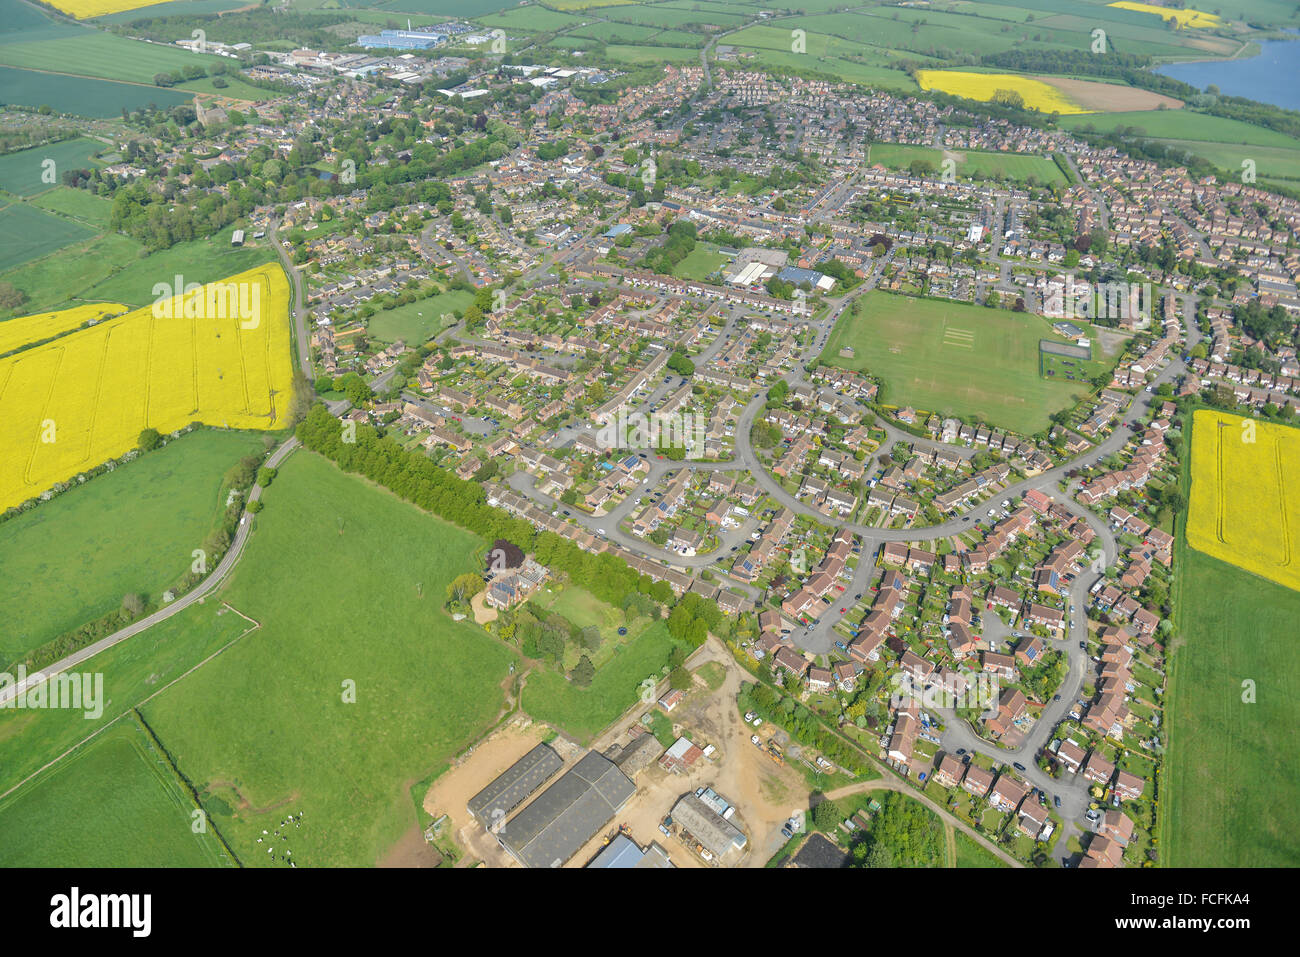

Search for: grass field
xmin=0 ymin=263 xmax=293 ymax=511
xmin=0 ymin=139 xmax=104 ymax=197
xmin=0 ymin=64 xmax=193 ymax=116
xmin=954 ymin=828 xmax=1008 ymax=867
xmin=1186 ymin=409 xmax=1300 ymax=592
xmin=0 ymin=232 xmax=142 ymax=317
xmin=137 ymin=451 xmax=515 ymax=866
xmin=673 ymin=244 xmax=729 ymax=281
xmin=0 ymin=428 xmax=265 ymax=666
xmin=522 ymin=618 xmax=683 ymax=744
xmin=0 ymin=202 xmax=98 ymax=272
xmin=0 ymin=30 xmax=226 ymax=85
xmin=1164 ymin=466 xmax=1300 ymax=866
xmin=868 ymin=143 xmax=1067 ymax=185
xmin=820 ymin=291 xmax=1103 ymax=435
xmin=1060 ymin=109 xmax=1300 ymax=148
xmin=0 ymin=720 xmax=233 ymax=866
xmin=29 ymin=186 xmax=115 ymax=229
xmin=365 ymin=288 xmax=474 ymax=344
xmin=478 ymin=6 xmax=586 ymax=31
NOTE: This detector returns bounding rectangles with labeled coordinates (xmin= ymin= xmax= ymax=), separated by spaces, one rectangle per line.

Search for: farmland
xmin=0 ymin=139 xmax=105 ymax=197
xmin=0 ymin=263 xmax=294 ymax=511
xmin=916 ymin=70 xmax=1090 ymax=114
xmin=1164 ymin=483 xmax=1300 ymax=866
xmin=0 ymin=28 xmax=226 ymax=85
xmin=137 ymin=451 xmax=515 ymax=867
xmin=0 ymin=202 xmax=98 ymax=272
xmin=0 ymin=302 xmax=123 ymax=356
xmin=1107 ymin=1 xmax=1222 ymax=28
xmin=0 ymin=64 xmax=193 ymax=117
xmin=40 ymin=0 xmax=177 ymax=17
xmin=1186 ymin=409 xmax=1300 ymax=593
xmin=0 ymin=428 xmax=265 ymax=667
xmin=820 ymin=291 xmax=1106 ymax=435
xmin=0 ymin=720 xmax=233 ymax=867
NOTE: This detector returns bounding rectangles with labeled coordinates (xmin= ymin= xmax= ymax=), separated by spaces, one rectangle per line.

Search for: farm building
xmin=671 ymin=792 xmax=747 ymax=864
xmin=466 ymin=742 xmax=564 ymax=827
xmin=497 ymin=751 xmax=635 ymax=868
xmin=658 ymin=737 xmax=704 ymax=774
xmin=586 ymin=834 xmax=675 ymax=869
xmin=611 ymin=732 xmax=664 ymax=778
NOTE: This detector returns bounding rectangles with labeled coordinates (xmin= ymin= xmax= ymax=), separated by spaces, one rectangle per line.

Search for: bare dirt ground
xmin=420 ymin=718 xmax=564 ymax=868
xmin=567 ymin=636 xmax=814 ymax=868
xmin=470 ymin=592 xmax=498 ymax=625
xmin=1038 ymin=76 xmax=1183 ymax=113
xmin=378 ymin=823 xmax=444 ymax=868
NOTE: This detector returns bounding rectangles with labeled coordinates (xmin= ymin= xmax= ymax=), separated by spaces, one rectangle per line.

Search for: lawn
xmin=0 ymin=203 xmax=98 ymax=274
xmin=365 ymin=288 xmax=474 ymax=344
xmin=0 ymin=428 xmax=267 ymax=668
xmin=0 ymin=720 xmax=233 ymax=867
xmin=954 ymin=828 xmax=1008 ymax=867
xmin=869 ymin=143 xmax=1067 ymax=185
xmin=522 ymin=619 xmax=684 ymax=744
xmin=820 ymin=291 xmax=1101 ymax=435
xmin=672 ymin=244 xmax=729 ymax=281
xmin=138 ymin=450 xmax=515 ymax=867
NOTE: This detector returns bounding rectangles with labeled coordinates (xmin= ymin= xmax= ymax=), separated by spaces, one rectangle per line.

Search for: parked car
xmin=1013 ymin=762 xmax=1026 ymax=772
xmin=1054 ymin=795 xmax=1062 ymax=809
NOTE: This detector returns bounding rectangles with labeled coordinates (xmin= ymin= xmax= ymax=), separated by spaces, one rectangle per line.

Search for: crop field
xmin=0 ymin=429 xmax=265 ymax=666
xmin=0 ymin=139 xmax=104 ymax=197
xmin=0 ymin=720 xmax=233 ymax=867
xmin=80 ymin=228 xmax=276 ymax=307
xmin=1164 ymin=433 xmax=1300 ymax=867
xmin=544 ymin=0 xmax=637 ymax=9
xmin=916 ymin=70 xmax=1091 ymax=114
xmin=603 ymin=43 xmax=700 ymax=63
xmin=1061 ymin=109 xmax=1300 ymax=148
xmin=1149 ymin=138 xmax=1300 ymax=185
xmin=0 ymin=64 xmax=193 ymax=117
xmin=0 ymin=302 xmax=123 ymax=356
xmin=1107 ymin=1 xmax=1222 ymax=28
xmin=138 ymin=451 xmax=515 ymax=867
xmin=868 ymin=143 xmax=1067 ymax=186
xmin=0 ymin=30 xmax=226 ymax=85
xmin=0 ymin=202 xmax=98 ymax=272
xmin=0 ymin=263 xmax=293 ymax=511
xmin=820 ymin=291 xmax=1104 ymax=435
xmin=39 ymin=0 xmax=183 ymax=18
xmin=478 ymin=6 xmax=587 ymax=32
xmin=0 ymin=233 xmax=142 ymax=317
xmin=1186 ymin=409 xmax=1300 ymax=592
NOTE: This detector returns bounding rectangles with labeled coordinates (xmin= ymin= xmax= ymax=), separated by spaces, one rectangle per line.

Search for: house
xmin=962 ymin=764 xmax=994 ymax=798
xmin=1082 ymin=750 xmax=1116 ymax=786
xmin=1080 ymin=834 xmax=1125 ymax=868
xmin=1113 ymin=770 xmax=1146 ymax=802
xmin=989 ymin=775 xmax=1029 ymax=813
xmin=807 ymin=666 xmax=834 ymax=694
xmin=935 ymin=753 xmax=966 ymax=789
xmin=1056 ymin=739 xmax=1087 ymax=774
xmin=1100 ymin=808 xmax=1136 ymax=846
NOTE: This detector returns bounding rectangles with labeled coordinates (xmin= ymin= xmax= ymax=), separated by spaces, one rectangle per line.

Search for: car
xmin=839 ymin=607 xmax=846 ymax=613
xmin=562 ymin=510 xmax=571 ymax=516
xmin=1054 ymin=795 xmax=1062 ymax=809
xmin=1013 ymin=762 xmax=1026 ymax=772
xmin=751 ymin=735 xmax=761 ymax=746
xmin=780 ymin=826 xmax=793 ymax=839
xmin=956 ymin=748 xmax=966 ymax=755
xmin=1053 ymin=694 xmax=1061 ymax=701
xmin=637 ymin=452 xmax=647 ymax=458
xmin=854 ymin=593 xmax=862 ymax=600
xmin=596 ymin=528 xmax=606 ymax=535
xmin=1079 ymin=640 xmax=1086 ymax=650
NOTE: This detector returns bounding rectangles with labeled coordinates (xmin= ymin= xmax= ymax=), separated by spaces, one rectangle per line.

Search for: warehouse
xmin=466 ymin=742 xmax=564 ymax=828
xmin=586 ymin=834 xmax=675 ymax=869
xmin=671 ymin=792 xmax=747 ymax=864
xmin=498 ymin=751 xmax=636 ymax=868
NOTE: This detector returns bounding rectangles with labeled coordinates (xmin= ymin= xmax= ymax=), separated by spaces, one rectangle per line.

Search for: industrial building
xmin=586 ymin=834 xmax=675 ymax=869
xmin=466 ymin=742 xmax=563 ymax=827
xmin=497 ymin=751 xmax=635 ymax=868
xmin=671 ymin=792 xmax=747 ymax=864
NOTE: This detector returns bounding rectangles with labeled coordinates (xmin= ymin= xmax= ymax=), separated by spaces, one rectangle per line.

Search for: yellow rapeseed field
xmin=0 ymin=303 xmax=125 ymax=356
xmin=1187 ymin=409 xmax=1300 ymax=593
xmin=0 ymin=263 xmax=294 ymax=511
xmin=39 ymin=0 xmax=171 ymax=19
xmin=1108 ymin=2 xmax=1224 ymax=28
xmin=914 ymin=71 xmax=1091 ymax=115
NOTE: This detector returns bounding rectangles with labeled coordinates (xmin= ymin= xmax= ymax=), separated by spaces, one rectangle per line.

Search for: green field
xmin=869 ymin=142 xmax=1067 ymax=186
xmin=137 ymin=450 xmax=515 ymax=866
xmin=0 ymin=64 xmax=193 ymax=116
xmin=821 ymin=291 xmax=1103 ymax=435
xmin=0 ymin=202 xmax=98 ymax=272
xmin=673 ymin=243 xmax=729 ymax=281
xmin=365 ymin=288 xmax=474 ymax=344
xmin=522 ymin=618 xmax=683 ymax=743
xmin=0 ymin=232 xmax=141 ymax=316
xmin=0 ymin=30 xmax=227 ymax=85
xmin=0 ymin=720 xmax=233 ymax=867
xmin=1162 ymin=419 xmax=1300 ymax=867
xmin=0 ymin=138 xmax=104 ymax=197
xmin=29 ymin=186 xmax=114 ymax=228
xmin=0 ymin=429 xmax=266 ymax=667
xmin=1060 ymin=109 xmax=1300 ymax=148
xmin=954 ymin=828 xmax=1008 ymax=867
xmin=478 ymin=6 xmax=587 ymax=31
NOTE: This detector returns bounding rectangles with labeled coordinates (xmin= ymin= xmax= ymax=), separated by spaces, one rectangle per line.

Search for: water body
xmin=1155 ymin=32 xmax=1300 ymax=111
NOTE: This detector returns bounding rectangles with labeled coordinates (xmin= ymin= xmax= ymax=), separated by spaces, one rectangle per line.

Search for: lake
xmin=1155 ymin=33 xmax=1300 ymax=111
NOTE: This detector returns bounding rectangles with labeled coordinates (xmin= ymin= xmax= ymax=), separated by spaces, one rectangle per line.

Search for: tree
xmin=811 ymin=797 xmax=842 ymax=831
xmin=257 ymin=466 xmax=277 ymax=488
xmin=669 ymin=666 xmax=692 ymax=690
xmin=446 ymin=572 xmax=484 ymax=607
xmin=138 ymin=428 xmax=162 ymax=451
xmin=121 ymin=593 xmax=145 ymax=618
xmin=570 ymin=655 xmax=595 ymax=687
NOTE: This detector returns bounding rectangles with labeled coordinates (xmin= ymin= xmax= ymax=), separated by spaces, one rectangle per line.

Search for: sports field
xmin=820 ymin=291 xmax=1100 ymax=435
xmin=138 ymin=451 xmax=515 ymax=866
xmin=365 ymin=288 xmax=474 ymax=344
xmin=0 ymin=263 xmax=293 ymax=511
xmin=868 ymin=143 xmax=1067 ymax=186
xmin=0 ymin=428 xmax=265 ymax=667
xmin=1163 ymin=511 xmax=1300 ymax=866
xmin=0 ymin=720 xmax=233 ymax=866
xmin=1186 ymin=409 xmax=1300 ymax=592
